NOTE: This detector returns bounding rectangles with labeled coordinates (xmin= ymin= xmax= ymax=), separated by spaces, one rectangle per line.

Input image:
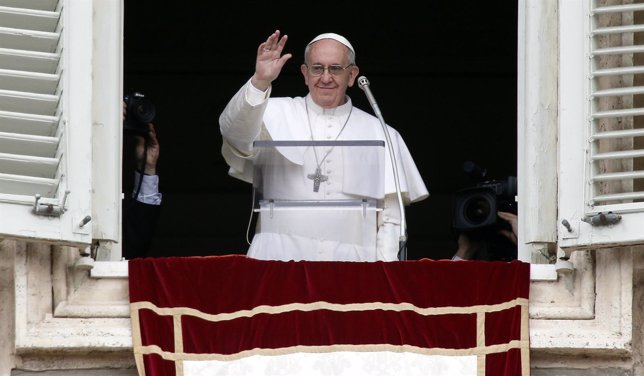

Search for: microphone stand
xmin=357 ymin=76 xmax=408 ymax=260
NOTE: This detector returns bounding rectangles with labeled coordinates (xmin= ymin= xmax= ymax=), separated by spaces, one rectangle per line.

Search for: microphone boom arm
xmin=357 ymin=76 xmax=408 ymax=260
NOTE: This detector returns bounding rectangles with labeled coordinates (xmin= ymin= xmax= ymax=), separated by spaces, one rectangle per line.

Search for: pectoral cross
xmin=307 ymin=167 xmax=328 ymax=192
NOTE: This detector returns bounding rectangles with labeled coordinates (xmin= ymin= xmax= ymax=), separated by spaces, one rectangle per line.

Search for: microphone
xmin=357 ymin=76 xmax=382 ymax=118
xmin=357 ymin=76 xmax=408 ymax=260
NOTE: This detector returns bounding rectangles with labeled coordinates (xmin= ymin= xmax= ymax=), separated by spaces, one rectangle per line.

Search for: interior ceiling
xmin=123 ymin=2 xmax=518 ymax=260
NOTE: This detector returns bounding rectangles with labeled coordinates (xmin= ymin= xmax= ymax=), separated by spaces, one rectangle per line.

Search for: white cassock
xmin=219 ymin=79 xmax=429 ymax=262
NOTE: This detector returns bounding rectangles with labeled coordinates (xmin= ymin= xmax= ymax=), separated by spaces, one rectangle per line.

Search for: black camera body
xmin=123 ymin=91 xmax=156 ymax=137
xmin=452 ymin=162 xmax=518 ymax=261
xmin=453 ymin=177 xmax=517 ymax=232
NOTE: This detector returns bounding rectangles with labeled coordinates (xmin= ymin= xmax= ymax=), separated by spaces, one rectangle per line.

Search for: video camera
xmin=123 ymin=90 xmax=156 ymax=137
xmin=452 ymin=161 xmax=518 ymax=261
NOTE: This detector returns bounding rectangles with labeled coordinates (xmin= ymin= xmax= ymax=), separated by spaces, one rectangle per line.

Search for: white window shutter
xmin=559 ymin=0 xmax=644 ymax=251
xmin=89 ymin=0 xmax=123 ymax=249
xmin=0 ymin=0 xmax=94 ymax=246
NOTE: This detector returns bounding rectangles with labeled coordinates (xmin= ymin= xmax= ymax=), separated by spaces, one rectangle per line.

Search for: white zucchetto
xmin=307 ymin=33 xmax=355 ymax=55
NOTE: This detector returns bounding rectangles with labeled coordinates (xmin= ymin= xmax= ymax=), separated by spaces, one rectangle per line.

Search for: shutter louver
xmin=588 ymin=2 xmax=644 ymax=211
xmin=559 ymin=0 xmax=644 ymax=250
xmin=0 ymin=0 xmax=95 ymax=247
xmin=0 ymin=2 xmax=62 ymax=202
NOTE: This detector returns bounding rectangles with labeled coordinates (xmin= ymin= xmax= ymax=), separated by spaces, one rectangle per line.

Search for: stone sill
xmin=93 ymin=260 xmax=559 ymax=281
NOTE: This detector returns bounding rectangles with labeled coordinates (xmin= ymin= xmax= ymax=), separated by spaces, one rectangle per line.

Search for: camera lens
xmin=463 ymin=195 xmax=492 ymax=225
xmin=452 ymin=187 xmax=498 ymax=231
xmin=133 ymin=98 xmax=155 ymax=123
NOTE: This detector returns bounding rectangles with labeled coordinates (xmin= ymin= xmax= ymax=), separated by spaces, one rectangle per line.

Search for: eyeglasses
xmin=307 ymin=64 xmax=354 ymax=76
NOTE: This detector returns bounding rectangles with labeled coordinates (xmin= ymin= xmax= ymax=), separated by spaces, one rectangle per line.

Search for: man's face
xmin=300 ymin=39 xmax=358 ymax=109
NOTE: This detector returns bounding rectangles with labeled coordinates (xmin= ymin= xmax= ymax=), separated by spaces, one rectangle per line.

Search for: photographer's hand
xmin=124 ymin=100 xmax=160 ymax=175
xmin=497 ymin=211 xmax=518 ymax=245
xmin=135 ymin=123 xmax=160 ymax=175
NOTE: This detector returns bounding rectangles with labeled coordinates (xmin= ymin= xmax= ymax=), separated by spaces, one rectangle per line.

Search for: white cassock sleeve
xmin=219 ymin=80 xmax=270 ymax=156
xmin=219 ymin=80 xmax=273 ymax=182
xmin=377 ymin=194 xmax=403 ymax=261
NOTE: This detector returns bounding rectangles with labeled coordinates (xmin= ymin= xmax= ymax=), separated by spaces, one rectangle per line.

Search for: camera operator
xmin=450 ymin=161 xmax=518 ymax=261
xmin=451 ymin=210 xmax=518 ymax=261
xmin=121 ymin=98 xmax=162 ymax=260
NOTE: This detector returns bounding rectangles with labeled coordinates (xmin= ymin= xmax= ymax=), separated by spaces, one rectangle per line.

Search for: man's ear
xmin=347 ymin=65 xmax=359 ymax=87
xmin=301 ymin=64 xmax=310 ymax=85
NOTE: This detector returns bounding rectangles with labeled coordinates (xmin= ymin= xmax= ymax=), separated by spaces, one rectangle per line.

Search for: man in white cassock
xmin=219 ymin=30 xmax=429 ymax=262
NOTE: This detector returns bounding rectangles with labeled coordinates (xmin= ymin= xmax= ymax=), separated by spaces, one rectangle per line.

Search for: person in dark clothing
xmin=452 ymin=211 xmax=518 ymax=261
xmin=122 ymin=102 xmax=162 ymax=260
